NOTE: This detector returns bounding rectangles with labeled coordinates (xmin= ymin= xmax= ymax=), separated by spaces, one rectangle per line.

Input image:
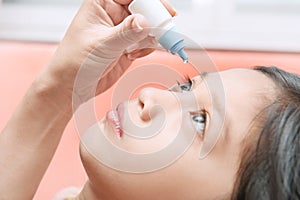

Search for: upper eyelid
xmin=191 ymin=72 xmax=209 ymax=89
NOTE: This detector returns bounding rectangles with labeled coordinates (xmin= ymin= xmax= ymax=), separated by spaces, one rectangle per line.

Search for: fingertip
xmin=109 ymin=14 xmax=150 ymax=52
xmin=131 ymin=13 xmax=149 ymax=29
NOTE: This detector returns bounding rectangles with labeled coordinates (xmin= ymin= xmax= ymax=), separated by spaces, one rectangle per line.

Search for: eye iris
xmin=180 ymin=83 xmax=191 ymax=91
xmin=192 ymin=115 xmax=205 ymax=123
xmin=191 ymin=113 xmax=206 ymax=136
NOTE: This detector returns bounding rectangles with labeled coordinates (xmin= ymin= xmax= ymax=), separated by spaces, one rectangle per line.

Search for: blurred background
xmin=0 ymin=0 xmax=300 ymax=51
xmin=0 ymin=0 xmax=299 ymax=199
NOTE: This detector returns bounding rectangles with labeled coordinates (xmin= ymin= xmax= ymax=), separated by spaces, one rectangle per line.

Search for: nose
xmin=137 ymin=87 xmax=175 ymax=121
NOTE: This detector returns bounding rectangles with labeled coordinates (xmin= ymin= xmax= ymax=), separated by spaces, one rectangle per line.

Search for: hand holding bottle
xmin=42 ymin=0 xmax=177 ymax=108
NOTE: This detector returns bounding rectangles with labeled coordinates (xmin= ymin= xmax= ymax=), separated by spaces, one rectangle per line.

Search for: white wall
xmin=0 ymin=0 xmax=299 ymax=52
xmin=170 ymin=0 xmax=300 ymax=52
xmin=0 ymin=0 xmax=81 ymax=41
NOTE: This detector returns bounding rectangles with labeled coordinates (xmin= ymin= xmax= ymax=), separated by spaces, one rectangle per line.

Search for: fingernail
xmin=127 ymin=53 xmax=137 ymax=61
xmin=143 ymin=38 xmax=157 ymax=49
xmin=162 ymin=0 xmax=178 ymax=17
xmin=132 ymin=17 xmax=143 ymax=32
xmin=170 ymin=8 xmax=177 ymax=17
xmin=150 ymin=36 xmax=158 ymax=46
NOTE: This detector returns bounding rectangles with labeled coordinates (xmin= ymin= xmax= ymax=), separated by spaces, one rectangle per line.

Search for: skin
xmin=77 ymin=68 xmax=276 ymax=200
xmin=0 ymin=0 xmax=174 ymax=199
xmin=0 ymin=0 xmax=276 ymax=199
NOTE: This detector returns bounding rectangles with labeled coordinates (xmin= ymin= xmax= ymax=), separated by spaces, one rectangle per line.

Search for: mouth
xmin=106 ymin=103 xmax=124 ymax=139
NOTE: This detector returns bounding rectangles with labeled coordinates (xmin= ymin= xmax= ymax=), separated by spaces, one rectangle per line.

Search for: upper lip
xmin=116 ymin=102 xmax=124 ymax=124
xmin=106 ymin=102 xmax=125 ymax=138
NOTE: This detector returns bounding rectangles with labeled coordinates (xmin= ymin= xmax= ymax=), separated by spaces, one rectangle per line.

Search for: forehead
xmin=217 ymin=68 xmax=275 ymax=111
xmin=219 ymin=68 xmax=272 ymax=87
xmin=208 ymin=68 xmax=275 ymax=111
xmin=218 ymin=69 xmax=276 ymax=110
xmin=193 ymin=68 xmax=274 ymax=100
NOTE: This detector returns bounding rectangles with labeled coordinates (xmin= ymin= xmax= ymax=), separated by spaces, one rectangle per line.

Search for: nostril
xmin=139 ymin=99 xmax=144 ymax=109
xmin=138 ymin=89 xmax=149 ymax=110
xmin=138 ymin=99 xmax=151 ymax=121
xmin=140 ymin=107 xmax=150 ymax=121
xmin=137 ymin=88 xmax=155 ymax=121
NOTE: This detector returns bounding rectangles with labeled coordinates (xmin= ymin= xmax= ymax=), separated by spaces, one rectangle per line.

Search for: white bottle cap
xmin=129 ymin=0 xmax=188 ymax=62
xmin=129 ymin=0 xmax=172 ymax=28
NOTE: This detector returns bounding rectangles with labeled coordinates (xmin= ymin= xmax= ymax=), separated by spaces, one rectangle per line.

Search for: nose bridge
xmin=138 ymin=88 xmax=178 ymax=119
xmin=139 ymin=87 xmax=170 ymax=105
xmin=138 ymin=87 xmax=199 ymax=110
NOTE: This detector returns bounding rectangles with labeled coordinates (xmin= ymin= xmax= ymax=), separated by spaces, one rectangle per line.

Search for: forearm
xmin=0 ymin=73 xmax=73 ymax=199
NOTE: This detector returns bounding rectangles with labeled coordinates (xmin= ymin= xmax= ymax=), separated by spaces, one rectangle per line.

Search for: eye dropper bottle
xmin=129 ymin=0 xmax=189 ymax=63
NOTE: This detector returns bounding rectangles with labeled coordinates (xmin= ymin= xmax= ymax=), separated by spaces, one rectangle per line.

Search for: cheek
xmin=80 ymin=144 xmax=177 ymax=199
xmin=176 ymin=144 xmax=237 ymax=199
xmin=116 ymin=112 xmax=183 ymax=154
xmin=80 ymin=140 xmax=235 ymax=200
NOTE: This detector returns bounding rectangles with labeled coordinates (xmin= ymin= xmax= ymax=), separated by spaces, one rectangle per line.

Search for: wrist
xmin=31 ymin=70 xmax=74 ymax=118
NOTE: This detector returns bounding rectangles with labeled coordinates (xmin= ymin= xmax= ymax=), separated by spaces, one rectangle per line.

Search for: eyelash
xmin=190 ymin=111 xmax=207 ymax=139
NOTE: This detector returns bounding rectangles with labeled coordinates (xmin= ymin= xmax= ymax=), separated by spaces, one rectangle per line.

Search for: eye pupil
xmin=191 ymin=113 xmax=207 ymax=138
xmin=180 ymin=82 xmax=191 ymax=91
xmin=192 ymin=115 xmax=205 ymax=123
xmin=180 ymin=84 xmax=190 ymax=91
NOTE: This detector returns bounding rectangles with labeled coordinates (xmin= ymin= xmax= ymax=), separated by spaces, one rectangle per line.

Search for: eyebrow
xmin=193 ymin=71 xmax=209 ymax=85
xmin=200 ymin=71 xmax=209 ymax=79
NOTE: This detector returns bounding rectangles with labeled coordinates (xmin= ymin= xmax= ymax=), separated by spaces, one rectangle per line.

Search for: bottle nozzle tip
xmin=177 ymin=48 xmax=189 ymax=64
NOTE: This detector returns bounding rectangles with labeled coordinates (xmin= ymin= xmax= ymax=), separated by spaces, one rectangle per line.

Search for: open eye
xmin=190 ymin=111 xmax=207 ymax=139
xmin=168 ymin=77 xmax=194 ymax=92
xmin=178 ymin=78 xmax=193 ymax=92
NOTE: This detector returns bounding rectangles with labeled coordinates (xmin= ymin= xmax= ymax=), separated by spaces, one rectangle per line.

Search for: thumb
xmin=106 ymin=14 xmax=150 ymax=53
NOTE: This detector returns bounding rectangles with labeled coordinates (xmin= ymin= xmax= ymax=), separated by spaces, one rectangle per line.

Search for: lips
xmin=106 ymin=103 xmax=124 ymax=139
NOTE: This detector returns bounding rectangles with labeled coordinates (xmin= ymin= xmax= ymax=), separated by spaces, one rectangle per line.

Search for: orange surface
xmin=0 ymin=41 xmax=299 ymax=199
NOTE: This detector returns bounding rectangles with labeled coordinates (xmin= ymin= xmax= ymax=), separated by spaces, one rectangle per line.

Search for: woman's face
xmin=79 ymin=68 xmax=275 ymax=200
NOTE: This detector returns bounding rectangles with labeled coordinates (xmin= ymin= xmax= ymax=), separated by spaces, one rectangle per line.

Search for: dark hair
xmin=232 ymin=66 xmax=300 ymax=200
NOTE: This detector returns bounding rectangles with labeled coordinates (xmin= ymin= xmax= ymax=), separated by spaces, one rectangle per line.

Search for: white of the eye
xmin=168 ymin=84 xmax=180 ymax=92
xmin=192 ymin=114 xmax=205 ymax=136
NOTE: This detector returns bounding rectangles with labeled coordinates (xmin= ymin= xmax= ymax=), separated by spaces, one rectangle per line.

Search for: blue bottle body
xmin=158 ymin=27 xmax=188 ymax=62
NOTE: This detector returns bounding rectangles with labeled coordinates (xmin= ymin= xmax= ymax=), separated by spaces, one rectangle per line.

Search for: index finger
xmin=114 ymin=0 xmax=177 ymax=17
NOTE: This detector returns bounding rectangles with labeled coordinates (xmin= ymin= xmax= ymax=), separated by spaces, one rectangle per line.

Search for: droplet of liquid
xmin=183 ymin=59 xmax=188 ymax=64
